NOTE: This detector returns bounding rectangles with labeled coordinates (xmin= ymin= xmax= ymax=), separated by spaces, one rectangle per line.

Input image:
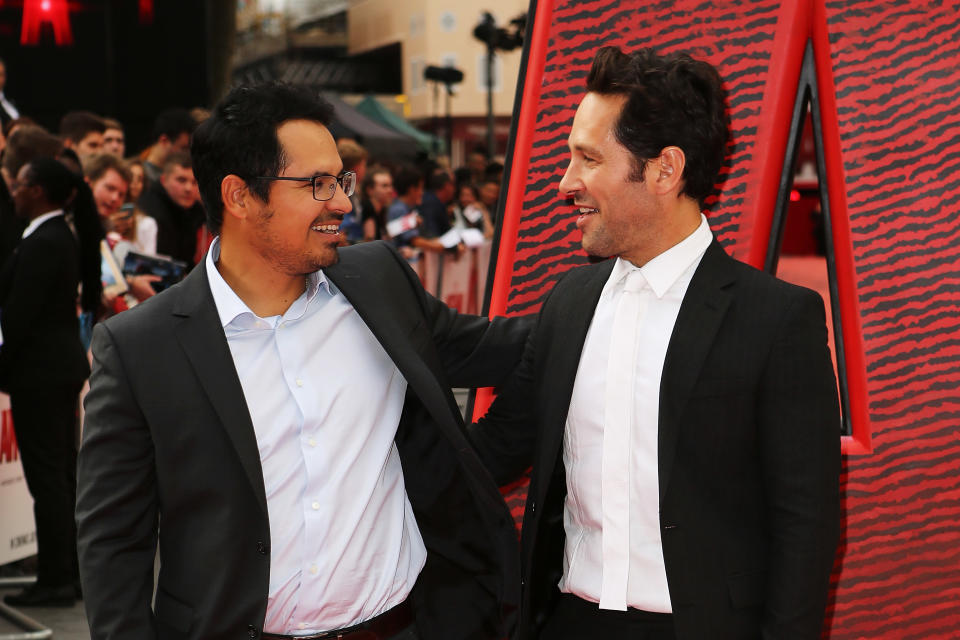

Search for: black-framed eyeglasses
xmin=255 ymin=171 xmax=356 ymax=201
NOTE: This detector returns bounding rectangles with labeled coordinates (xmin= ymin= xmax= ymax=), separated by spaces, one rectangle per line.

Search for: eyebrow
xmin=571 ymin=142 xmax=603 ymax=158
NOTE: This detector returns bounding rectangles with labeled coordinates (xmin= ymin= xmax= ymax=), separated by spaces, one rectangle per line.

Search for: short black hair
xmin=427 ymin=169 xmax=452 ymax=192
xmin=59 ymin=111 xmax=106 ymax=144
xmin=191 ymin=82 xmax=334 ymax=233
xmin=152 ymin=108 xmax=197 ymax=144
xmin=394 ymin=166 xmax=424 ymax=198
xmin=23 ymin=157 xmax=77 ymax=207
xmin=586 ymin=46 xmax=729 ymax=206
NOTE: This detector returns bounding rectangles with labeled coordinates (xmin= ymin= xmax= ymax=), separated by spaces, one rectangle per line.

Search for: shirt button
xmin=308 ymin=438 xmax=316 ymax=447
xmin=298 ymin=623 xmax=307 ymax=629
xmin=296 ymin=379 xmax=304 ymax=387
xmin=309 ymin=565 xmax=318 ymax=575
xmin=311 ymin=501 xmax=320 ymax=510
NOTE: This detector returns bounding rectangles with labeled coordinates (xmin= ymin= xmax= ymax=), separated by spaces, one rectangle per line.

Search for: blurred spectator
xmin=122 ymin=158 xmax=157 ymax=256
xmin=420 ymin=169 xmax=455 ymax=238
xmin=83 ymin=154 xmax=130 ymax=222
xmin=101 ymin=118 xmax=125 ymax=157
xmin=0 ymin=158 xmax=91 ymax=607
xmin=4 ymin=116 xmax=36 ymax=139
xmin=0 ymin=58 xmax=19 ymax=127
xmin=360 ymin=165 xmax=394 ymax=242
xmin=386 ymin=166 xmax=451 ymax=257
xmin=138 ymin=151 xmax=203 ymax=265
xmin=142 ymin=108 xmax=196 ymax=186
xmin=479 ymin=178 xmax=501 ymax=222
xmin=453 ymin=182 xmax=494 ymax=239
xmin=2 ymin=124 xmax=63 ymax=192
xmin=336 ymin=139 xmax=368 ymax=243
xmin=467 ymin=150 xmax=487 ymax=184
xmin=1 ymin=125 xmax=64 ymax=260
xmin=124 ymin=158 xmax=145 ymax=202
xmin=59 ymin=111 xmax=106 ymax=161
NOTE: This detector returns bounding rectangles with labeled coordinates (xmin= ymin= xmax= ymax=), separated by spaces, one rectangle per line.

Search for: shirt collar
xmin=22 ymin=209 xmax=64 ymax=239
xmin=608 ymin=213 xmax=714 ymax=299
xmin=205 ymin=236 xmax=332 ymax=328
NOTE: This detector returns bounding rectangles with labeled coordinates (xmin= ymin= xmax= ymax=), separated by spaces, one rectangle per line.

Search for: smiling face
xmin=89 ymin=168 xmax=129 ymax=219
xmin=558 ymin=92 xmax=663 ymax=265
xmin=244 ymin=119 xmax=351 ymax=274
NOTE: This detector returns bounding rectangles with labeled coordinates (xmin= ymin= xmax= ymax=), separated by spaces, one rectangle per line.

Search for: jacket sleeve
xmin=758 ymin=287 xmax=841 ymax=639
xmin=385 ymin=241 xmax=533 ymax=389
xmin=76 ymin=323 xmax=159 ymax=640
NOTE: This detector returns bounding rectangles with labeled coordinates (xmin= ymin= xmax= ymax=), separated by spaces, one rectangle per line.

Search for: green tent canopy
xmin=355 ymin=95 xmax=446 ymax=156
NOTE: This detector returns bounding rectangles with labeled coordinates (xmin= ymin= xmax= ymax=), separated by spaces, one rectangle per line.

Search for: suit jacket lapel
xmin=324 ymin=256 xmax=461 ymax=437
xmin=171 ymin=260 xmax=268 ymax=517
xmin=658 ymin=241 xmax=736 ymax=501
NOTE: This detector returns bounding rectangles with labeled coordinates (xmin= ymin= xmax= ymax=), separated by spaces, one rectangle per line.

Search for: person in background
xmin=336 ymin=139 xmax=368 ymax=244
xmin=83 ymin=153 xmax=130 ymax=223
xmin=123 ymin=158 xmax=157 ymax=256
xmin=0 ymin=58 xmax=20 ymax=127
xmin=361 ymin=164 xmax=394 ymax=242
xmin=101 ymin=118 xmax=125 ymax=157
xmin=419 ymin=169 xmax=455 ymax=239
xmin=1 ymin=125 xmax=64 ymax=259
xmin=0 ymin=158 xmax=94 ymax=607
xmin=453 ymin=183 xmax=494 ymax=239
xmin=386 ymin=166 xmax=453 ymax=259
xmin=137 ymin=151 xmax=203 ymax=265
xmin=141 ymin=108 xmax=196 ymax=187
xmin=59 ymin=111 xmax=106 ymax=162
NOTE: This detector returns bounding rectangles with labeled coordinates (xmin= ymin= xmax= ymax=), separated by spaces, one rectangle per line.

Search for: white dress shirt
xmin=22 ymin=209 xmax=64 ymax=239
xmin=205 ymin=239 xmax=426 ymax=635
xmin=0 ymin=92 xmax=19 ymax=120
xmin=560 ymin=215 xmax=713 ymax=613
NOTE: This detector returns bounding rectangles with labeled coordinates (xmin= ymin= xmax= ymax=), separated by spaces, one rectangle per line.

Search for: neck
xmin=216 ymin=234 xmax=307 ymax=317
xmin=401 ymin=195 xmax=418 ymax=207
xmin=145 ymin=144 xmax=166 ymax=166
xmin=27 ymin=206 xmax=58 ymax=222
xmin=623 ymin=199 xmax=702 ymax=267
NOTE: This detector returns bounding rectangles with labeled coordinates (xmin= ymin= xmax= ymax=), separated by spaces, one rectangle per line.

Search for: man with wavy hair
xmin=469 ymin=46 xmax=840 ymax=639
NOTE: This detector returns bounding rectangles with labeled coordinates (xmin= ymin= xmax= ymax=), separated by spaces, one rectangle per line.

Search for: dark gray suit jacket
xmin=77 ymin=241 xmax=528 ymax=640
xmin=469 ymin=241 xmax=841 ymax=640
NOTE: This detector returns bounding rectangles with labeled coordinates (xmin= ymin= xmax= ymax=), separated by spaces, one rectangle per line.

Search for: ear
xmin=651 ymin=146 xmax=686 ymax=196
xmin=220 ymin=174 xmax=251 ymax=223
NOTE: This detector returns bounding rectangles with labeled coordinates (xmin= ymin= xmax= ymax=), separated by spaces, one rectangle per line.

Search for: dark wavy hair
xmin=586 ymin=46 xmax=729 ymax=207
xmin=191 ymin=82 xmax=334 ymax=233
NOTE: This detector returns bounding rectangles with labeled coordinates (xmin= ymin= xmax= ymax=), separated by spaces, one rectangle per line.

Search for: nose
xmin=328 ymin=183 xmax=353 ymax=214
xmin=558 ymin=161 xmax=580 ymax=197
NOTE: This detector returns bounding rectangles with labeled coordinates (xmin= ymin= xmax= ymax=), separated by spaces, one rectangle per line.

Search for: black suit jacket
xmin=469 ymin=241 xmax=841 ymax=640
xmin=76 ymin=241 xmax=529 ymax=640
xmin=0 ymin=215 xmax=89 ymax=391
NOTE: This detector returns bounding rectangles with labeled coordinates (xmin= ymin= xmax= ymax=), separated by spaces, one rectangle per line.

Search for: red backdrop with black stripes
xmin=477 ymin=0 xmax=960 ymax=637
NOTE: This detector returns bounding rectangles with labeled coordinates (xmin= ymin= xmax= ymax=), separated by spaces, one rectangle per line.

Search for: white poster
xmin=0 ymin=392 xmax=38 ymax=565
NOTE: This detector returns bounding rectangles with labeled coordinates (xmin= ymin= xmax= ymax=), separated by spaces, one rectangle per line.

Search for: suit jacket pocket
xmin=154 ymin=588 xmax=195 ymax=634
xmin=726 ymin=570 xmax=765 ymax=609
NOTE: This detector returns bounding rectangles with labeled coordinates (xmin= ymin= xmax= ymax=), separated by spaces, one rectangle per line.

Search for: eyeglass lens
xmin=314 ymin=172 xmax=356 ymax=201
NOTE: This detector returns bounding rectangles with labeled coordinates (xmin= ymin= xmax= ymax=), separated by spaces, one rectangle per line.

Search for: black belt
xmin=261 ymin=600 xmax=414 ymax=640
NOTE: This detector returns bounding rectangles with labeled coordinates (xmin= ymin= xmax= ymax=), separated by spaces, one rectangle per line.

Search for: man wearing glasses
xmin=76 ymin=83 xmax=528 ymax=640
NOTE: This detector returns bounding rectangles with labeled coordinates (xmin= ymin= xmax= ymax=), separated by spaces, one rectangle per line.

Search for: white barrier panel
xmin=0 ymin=393 xmax=38 ymax=565
xmin=440 ymin=250 xmax=476 ymax=314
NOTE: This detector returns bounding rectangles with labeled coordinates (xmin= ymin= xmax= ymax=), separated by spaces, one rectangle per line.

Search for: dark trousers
xmin=10 ymin=383 xmax=81 ymax=587
xmin=540 ymin=593 xmax=676 ymax=640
